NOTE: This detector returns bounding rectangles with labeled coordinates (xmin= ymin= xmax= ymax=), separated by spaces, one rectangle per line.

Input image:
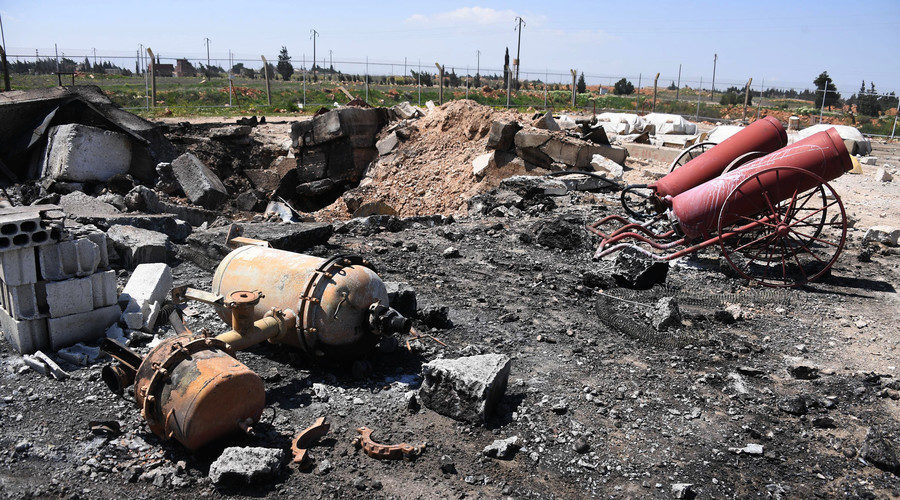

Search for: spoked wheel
xmin=717 ymin=166 xmax=846 ymax=288
xmin=620 ymin=184 xmax=660 ymax=220
xmin=721 ymin=151 xmax=766 ymax=174
xmin=669 ymin=141 xmax=717 ymax=172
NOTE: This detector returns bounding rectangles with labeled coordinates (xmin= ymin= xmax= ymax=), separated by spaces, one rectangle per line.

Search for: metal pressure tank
xmin=211 ymin=246 xmax=402 ymax=358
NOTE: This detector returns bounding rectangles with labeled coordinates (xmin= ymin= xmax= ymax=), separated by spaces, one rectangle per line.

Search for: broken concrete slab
xmin=533 ymin=111 xmax=561 ymax=131
xmin=392 ymin=101 xmax=422 ymax=120
xmin=483 ymin=436 xmax=520 ymax=459
xmin=472 ymin=152 xmax=496 ymax=179
xmin=23 ymin=350 xmax=68 ymax=380
xmin=419 ymin=353 xmax=512 ymax=424
xmin=487 ymin=121 xmax=521 ymax=151
xmin=514 ymin=128 xmax=626 ymax=169
xmin=864 ymin=226 xmax=900 ymax=247
xmin=182 ymin=222 xmax=333 ymax=270
xmin=58 ymin=191 xmax=120 ymax=218
xmin=376 ymin=132 xmax=400 ymax=156
xmin=611 ymin=247 xmax=669 ymax=289
xmin=209 ymin=447 xmax=285 ymax=486
xmin=208 ymin=125 xmax=252 ymax=141
xmin=38 ymin=237 xmax=102 ymax=281
xmin=590 ymin=154 xmax=624 ymax=180
xmin=125 ymin=186 xmax=216 ymax=227
xmin=171 ymin=153 xmax=229 ymax=209
xmin=106 ymin=225 xmax=169 ymax=268
xmin=72 ymin=213 xmax=191 ymax=243
xmin=500 ymin=175 xmax=568 ymax=197
xmin=119 ymin=263 xmax=172 ymax=333
xmin=40 ymin=123 xmax=132 ymax=182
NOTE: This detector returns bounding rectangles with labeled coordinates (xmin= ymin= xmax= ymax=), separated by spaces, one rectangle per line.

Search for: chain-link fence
xmin=4 ymin=47 xmax=898 ymax=138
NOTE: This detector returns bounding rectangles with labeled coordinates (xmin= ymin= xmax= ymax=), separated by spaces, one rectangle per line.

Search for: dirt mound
xmin=315 ymin=100 xmax=526 ymax=220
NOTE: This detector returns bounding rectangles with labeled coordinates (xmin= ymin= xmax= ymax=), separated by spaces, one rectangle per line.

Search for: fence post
xmin=890 ymin=99 xmax=899 ymax=141
xmin=146 ymin=48 xmax=156 ymax=108
xmin=652 ymin=72 xmax=659 ymax=112
xmin=570 ymin=69 xmax=577 ymax=107
xmin=435 ymin=63 xmax=444 ymax=104
xmin=465 ymin=65 xmax=469 ymax=100
xmin=696 ymin=76 xmax=702 ymax=121
xmin=261 ymin=56 xmax=271 ymax=106
xmin=742 ymin=77 xmax=753 ymax=122
xmin=365 ymin=56 xmax=369 ymax=104
xmin=0 ymin=45 xmax=10 ymax=92
xmin=417 ymin=60 xmax=421 ymax=106
xmin=506 ymin=65 xmax=512 ymax=107
xmin=302 ymin=54 xmax=307 ymax=109
xmin=544 ymin=69 xmax=548 ymax=110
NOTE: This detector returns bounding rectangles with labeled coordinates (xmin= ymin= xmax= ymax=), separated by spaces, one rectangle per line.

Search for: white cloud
xmin=405 ymin=7 xmax=544 ymax=27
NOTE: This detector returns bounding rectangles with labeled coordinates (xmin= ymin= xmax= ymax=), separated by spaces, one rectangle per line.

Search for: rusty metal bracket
xmin=291 ymin=416 xmax=330 ymax=466
xmin=171 ymin=285 xmax=224 ymax=306
xmin=353 ymin=426 xmax=425 ymax=460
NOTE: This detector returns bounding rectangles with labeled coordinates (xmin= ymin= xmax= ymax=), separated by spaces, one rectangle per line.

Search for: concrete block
xmin=0 ymin=305 xmax=49 ymax=354
xmin=41 ymin=124 xmax=132 ymax=182
xmin=0 ymin=280 xmax=39 ymax=319
xmin=119 ymin=263 xmax=172 ymax=332
xmin=0 ymin=211 xmax=52 ymax=251
xmin=38 ymin=237 xmax=101 ymax=281
xmin=419 ymin=354 xmax=512 ymax=423
xmin=47 ymin=304 xmax=121 ymax=351
xmin=45 ymin=277 xmax=94 ymax=318
xmin=376 ymin=132 xmax=400 ymax=156
xmin=23 ymin=350 xmax=68 ymax=380
xmin=0 ymin=247 xmax=37 ymax=285
xmin=171 ymin=153 xmax=228 ymax=209
xmin=106 ymin=225 xmax=169 ymax=268
xmin=85 ymin=232 xmax=109 ymax=269
xmin=91 ymin=270 xmax=117 ymax=309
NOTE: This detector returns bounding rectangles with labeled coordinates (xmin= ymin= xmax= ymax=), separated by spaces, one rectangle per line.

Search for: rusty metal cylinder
xmin=133 ymin=335 xmax=265 ymax=450
xmin=652 ymin=116 xmax=787 ymax=198
xmin=211 ymin=246 xmax=390 ymax=358
xmin=670 ymin=128 xmax=852 ymax=240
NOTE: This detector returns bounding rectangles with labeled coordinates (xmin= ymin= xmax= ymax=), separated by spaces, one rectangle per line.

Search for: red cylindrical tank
xmin=652 ymin=116 xmax=787 ymax=198
xmin=671 ymin=127 xmax=852 ymax=240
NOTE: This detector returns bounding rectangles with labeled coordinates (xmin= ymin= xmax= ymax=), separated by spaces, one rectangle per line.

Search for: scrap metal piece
xmin=291 ymin=416 xmax=330 ymax=466
xmin=171 ymin=285 xmax=224 ymax=306
xmin=353 ymin=426 xmax=425 ymax=460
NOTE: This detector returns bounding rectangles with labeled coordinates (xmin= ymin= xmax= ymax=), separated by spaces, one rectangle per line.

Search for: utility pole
xmin=310 ymin=29 xmax=318 ymax=77
xmin=204 ymin=38 xmax=210 ymax=70
xmin=819 ymin=88 xmax=827 ymax=123
xmin=514 ymin=16 xmax=525 ymax=90
xmin=709 ymin=53 xmax=717 ymax=101
xmin=570 ymin=69 xmax=577 ymax=107
xmin=476 ymin=50 xmax=480 ymax=83
xmin=365 ymin=56 xmax=369 ymax=103
xmin=506 ymin=65 xmax=512 ymax=107
xmin=756 ymin=78 xmax=764 ymax=120
xmin=329 ymin=50 xmax=333 ymax=71
xmin=675 ymin=63 xmax=682 ymax=101
xmin=637 ymin=73 xmax=642 ymax=112
xmin=54 ymin=43 xmax=60 ymax=73
xmin=139 ymin=44 xmax=143 ymax=74
xmin=417 ymin=59 xmax=421 ymax=106
xmin=890 ymin=98 xmax=899 ymax=141
xmin=544 ymin=69 xmax=548 ymax=109
xmin=465 ymin=65 xmax=469 ymax=99
xmin=0 ymin=13 xmax=9 ymax=91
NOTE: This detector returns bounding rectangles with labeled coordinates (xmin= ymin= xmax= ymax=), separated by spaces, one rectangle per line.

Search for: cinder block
xmin=0 ymin=305 xmax=49 ymax=354
xmin=0 ymin=279 xmax=39 ymax=319
xmin=47 ymin=304 xmax=121 ymax=351
xmin=38 ymin=237 xmax=101 ymax=281
xmin=45 ymin=277 xmax=94 ymax=318
xmin=90 ymin=270 xmax=117 ymax=308
xmin=0 ymin=247 xmax=37 ymax=285
xmin=85 ymin=232 xmax=109 ymax=269
xmin=119 ymin=263 xmax=172 ymax=332
xmin=40 ymin=124 xmax=132 ymax=182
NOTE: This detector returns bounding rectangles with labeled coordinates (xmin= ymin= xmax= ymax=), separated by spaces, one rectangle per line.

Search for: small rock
xmin=483 ymin=436 xmax=520 ymax=459
xmin=671 ymin=483 xmax=695 ymax=499
xmin=789 ymin=364 xmax=820 ymax=380
xmin=208 ymin=447 xmax=285 ymax=486
xmin=875 ymin=168 xmax=893 ymax=182
xmin=651 ymin=297 xmax=681 ymax=331
xmin=864 ymin=226 xmax=900 ymax=247
xmin=439 ymin=455 xmax=457 ymax=474
xmin=860 ymin=427 xmax=899 ymax=475
xmin=573 ymin=438 xmax=590 ymax=454
xmin=442 ymin=246 xmax=460 ymax=258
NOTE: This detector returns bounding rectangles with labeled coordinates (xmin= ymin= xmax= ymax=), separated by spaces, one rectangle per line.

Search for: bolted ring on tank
xmin=670 ymin=127 xmax=852 ymax=240
xmin=133 ymin=335 xmax=265 ymax=450
xmin=211 ymin=246 xmax=390 ymax=358
xmin=652 ymin=116 xmax=788 ymax=198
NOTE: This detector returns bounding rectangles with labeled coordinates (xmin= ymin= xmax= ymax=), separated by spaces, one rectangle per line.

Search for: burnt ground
xmin=1 ymin=186 xmax=899 ymax=499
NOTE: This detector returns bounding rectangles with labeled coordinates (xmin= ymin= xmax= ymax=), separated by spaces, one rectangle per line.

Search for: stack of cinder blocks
xmin=0 ymin=205 xmax=120 ymax=354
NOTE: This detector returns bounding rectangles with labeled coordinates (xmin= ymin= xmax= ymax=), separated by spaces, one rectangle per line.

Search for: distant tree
xmin=667 ymin=81 xmax=678 ymax=90
xmin=410 ymin=69 xmax=433 ymax=86
xmin=857 ymin=80 xmax=881 ymax=116
xmin=276 ymin=46 xmax=293 ymax=81
xmin=503 ymin=48 xmax=510 ymax=88
xmin=813 ymin=71 xmax=840 ymax=109
xmin=576 ymin=73 xmax=586 ymax=94
xmin=473 ymin=72 xmax=481 ymax=88
xmin=613 ymin=78 xmax=635 ymax=95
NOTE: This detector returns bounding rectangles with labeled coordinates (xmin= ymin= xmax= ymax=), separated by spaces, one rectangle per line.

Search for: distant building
xmin=104 ymin=68 xmax=122 ymax=75
xmin=148 ymin=63 xmax=174 ymax=77
xmin=175 ymin=59 xmax=196 ymax=77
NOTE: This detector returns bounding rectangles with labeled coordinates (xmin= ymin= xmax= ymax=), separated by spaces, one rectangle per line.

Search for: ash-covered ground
xmin=1 ymin=184 xmax=899 ymax=499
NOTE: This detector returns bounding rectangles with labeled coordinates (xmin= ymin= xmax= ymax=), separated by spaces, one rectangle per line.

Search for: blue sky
xmin=2 ymin=0 xmax=899 ymax=95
